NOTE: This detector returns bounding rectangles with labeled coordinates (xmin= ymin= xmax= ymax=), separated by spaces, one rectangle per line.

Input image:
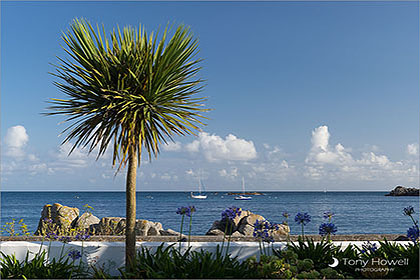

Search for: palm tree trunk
xmin=125 ymin=147 xmax=137 ymax=269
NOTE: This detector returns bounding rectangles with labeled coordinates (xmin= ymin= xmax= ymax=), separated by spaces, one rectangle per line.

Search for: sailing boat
xmin=234 ymin=177 xmax=252 ymax=200
xmin=191 ymin=176 xmax=207 ymax=199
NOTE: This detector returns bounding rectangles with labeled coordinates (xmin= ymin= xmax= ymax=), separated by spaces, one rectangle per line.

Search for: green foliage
xmin=279 ymin=237 xmax=338 ymax=270
xmin=334 ymin=244 xmax=363 ymax=278
xmin=120 ymin=243 xmax=253 ymax=279
xmin=47 ymin=18 xmax=209 ymax=168
xmin=373 ymin=239 xmax=419 ymax=279
xmin=0 ymin=251 xmax=83 ymax=279
xmin=1 ymin=219 xmax=31 ymax=236
xmin=320 ymin=267 xmax=345 ymax=279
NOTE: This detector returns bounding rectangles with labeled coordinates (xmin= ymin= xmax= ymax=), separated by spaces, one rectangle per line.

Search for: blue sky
xmin=1 ymin=1 xmax=418 ymax=191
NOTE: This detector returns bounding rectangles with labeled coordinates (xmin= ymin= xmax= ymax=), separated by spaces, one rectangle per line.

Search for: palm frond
xmin=46 ymin=18 xmax=209 ymax=169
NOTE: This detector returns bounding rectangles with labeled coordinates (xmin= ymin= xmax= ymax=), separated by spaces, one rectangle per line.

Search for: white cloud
xmin=28 ymin=154 xmax=38 ymax=161
xmin=162 ymin=141 xmax=182 ymax=152
xmin=407 ymin=143 xmax=418 ymax=156
xmin=311 ymin=125 xmax=329 ymax=151
xmin=186 ymin=132 xmax=257 ymax=162
xmin=306 ymin=126 xmax=353 ymax=166
xmin=4 ymin=125 xmax=29 ymax=157
xmin=57 ymin=142 xmax=88 ymax=167
xmin=305 ymin=125 xmax=418 ymax=182
xmin=219 ymin=167 xmax=238 ymax=179
xmin=185 ymin=140 xmax=200 ymax=153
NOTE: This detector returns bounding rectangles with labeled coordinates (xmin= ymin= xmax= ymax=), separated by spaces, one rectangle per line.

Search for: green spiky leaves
xmin=47 ymin=19 xmax=208 ymax=169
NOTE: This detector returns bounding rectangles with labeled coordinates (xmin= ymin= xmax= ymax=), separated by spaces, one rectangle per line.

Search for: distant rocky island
xmin=385 ymin=186 xmax=419 ymax=196
xmin=227 ymin=192 xmax=264 ymax=195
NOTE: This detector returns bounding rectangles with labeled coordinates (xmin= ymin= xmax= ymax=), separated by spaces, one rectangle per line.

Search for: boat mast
xmin=242 ymin=177 xmax=245 ymax=195
xmin=198 ymin=175 xmax=202 ymax=194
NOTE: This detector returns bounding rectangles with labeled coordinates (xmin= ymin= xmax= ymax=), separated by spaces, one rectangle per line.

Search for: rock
xmin=160 ymin=229 xmax=182 ymax=236
xmin=385 ymin=186 xmax=419 ymax=196
xmin=272 ymin=224 xmax=290 ymax=236
xmin=231 ymin=231 xmax=245 ymax=237
xmin=206 ymin=220 xmax=224 ymax=235
xmin=35 ymin=203 xmax=79 ymax=235
xmin=96 ymin=217 xmax=126 ymax=235
xmin=206 ymin=208 xmax=290 ymax=237
xmin=73 ymin=212 xmax=100 ymax=230
xmin=237 ymin=224 xmax=255 ymax=236
xmin=95 ymin=217 xmax=166 ymax=236
xmin=236 ymin=213 xmax=265 ymax=235
xmin=135 ymin=220 xmax=163 ymax=236
xmin=51 ymin=203 xmax=79 ymax=228
xmin=206 ymin=229 xmax=225 ymax=236
xmin=394 ymin=235 xmax=409 ymax=241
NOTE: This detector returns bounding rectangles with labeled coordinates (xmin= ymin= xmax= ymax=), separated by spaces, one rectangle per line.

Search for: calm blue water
xmin=1 ymin=192 xmax=418 ymax=235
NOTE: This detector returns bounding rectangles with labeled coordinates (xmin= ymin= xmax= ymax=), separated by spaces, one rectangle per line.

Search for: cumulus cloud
xmin=4 ymin=125 xmax=29 ymax=157
xmin=304 ymin=125 xmax=418 ymax=182
xmin=306 ymin=126 xmax=353 ymax=166
xmin=186 ymin=132 xmax=257 ymax=162
xmin=162 ymin=141 xmax=182 ymax=152
xmin=185 ymin=140 xmax=200 ymax=153
xmin=407 ymin=143 xmax=418 ymax=156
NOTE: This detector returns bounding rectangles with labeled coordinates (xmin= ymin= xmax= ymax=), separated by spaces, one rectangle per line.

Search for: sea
xmin=1 ymin=192 xmax=419 ymax=236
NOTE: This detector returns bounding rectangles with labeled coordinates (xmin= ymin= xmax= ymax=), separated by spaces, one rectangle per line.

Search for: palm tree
xmin=46 ymin=19 xmax=208 ymax=267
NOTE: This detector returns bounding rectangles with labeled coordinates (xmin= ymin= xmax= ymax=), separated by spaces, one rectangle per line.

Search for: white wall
xmin=0 ymin=241 xmax=412 ymax=276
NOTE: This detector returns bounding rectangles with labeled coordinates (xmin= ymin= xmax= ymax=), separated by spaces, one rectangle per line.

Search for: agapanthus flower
xmin=46 ymin=232 xmax=58 ymax=240
xmin=253 ymin=219 xmax=278 ymax=243
xmin=221 ymin=207 xmax=242 ymax=221
xmin=319 ymin=223 xmax=337 ymax=236
xmin=68 ymin=250 xmax=82 ymax=260
xmin=176 ymin=206 xmax=196 ymax=217
xmin=323 ymin=211 xmax=334 ymax=220
xmin=361 ymin=241 xmax=378 ymax=254
xmin=75 ymin=231 xmax=90 ymax=241
xmin=253 ymin=220 xmax=269 ymax=238
xmin=295 ymin=212 xmax=311 ymax=225
xmin=407 ymin=225 xmax=419 ymax=243
xmin=403 ymin=206 xmax=415 ymax=216
xmin=189 ymin=206 xmax=196 ymax=216
xmin=282 ymin=212 xmax=289 ymax=219
xmin=59 ymin=236 xmax=71 ymax=243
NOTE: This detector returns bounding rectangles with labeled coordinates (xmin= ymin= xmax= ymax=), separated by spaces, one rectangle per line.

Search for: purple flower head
xmin=403 ymin=206 xmax=415 ymax=216
xmin=176 ymin=206 xmax=188 ymax=215
xmin=176 ymin=206 xmax=196 ymax=217
xmin=361 ymin=241 xmax=378 ymax=254
xmin=295 ymin=212 xmax=311 ymax=226
xmin=189 ymin=206 xmax=196 ymax=216
xmin=253 ymin=219 xmax=278 ymax=243
xmin=407 ymin=225 xmax=419 ymax=243
xmin=282 ymin=212 xmax=290 ymax=219
xmin=319 ymin=223 xmax=337 ymax=236
xmin=221 ymin=207 xmax=242 ymax=221
xmin=59 ymin=236 xmax=71 ymax=243
xmin=323 ymin=211 xmax=334 ymax=220
xmin=46 ymin=232 xmax=58 ymax=240
xmin=68 ymin=250 xmax=82 ymax=260
xmin=75 ymin=230 xmax=90 ymax=241
xmin=267 ymin=221 xmax=279 ymax=231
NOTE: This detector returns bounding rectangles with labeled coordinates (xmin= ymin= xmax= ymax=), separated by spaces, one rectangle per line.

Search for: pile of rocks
xmin=206 ymin=209 xmax=289 ymax=237
xmin=35 ymin=203 xmax=179 ymax=236
xmin=35 ymin=203 xmax=289 ymax=238
xmin=385 ymin=186 xmax=419 ymax=196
